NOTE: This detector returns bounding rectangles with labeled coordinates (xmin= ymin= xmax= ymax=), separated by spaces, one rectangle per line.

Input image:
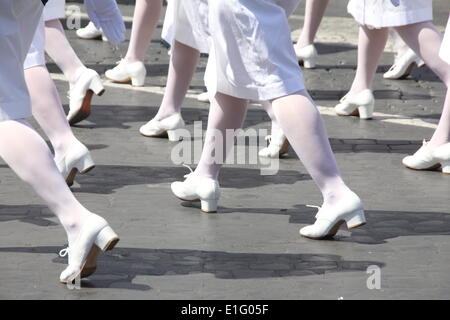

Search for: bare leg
xmin=155 ymin=41 xmax=200 ymax=120
xmin=349 ymin=26 xmax=389 ymax=95
xmin=295 ymin=0 xmax=330 ymax=49
xmin=125 ymin=0 xmax=162 ymax=63
xmin=0 ymin=120 xmax=91 ymax=243
xmin=44 ymin=19 xmax=86 ymax=86
xmin=24 ymin=66 xmax=83 ymax=161
xmin=395 ymin=22 xmax=450 ymax=147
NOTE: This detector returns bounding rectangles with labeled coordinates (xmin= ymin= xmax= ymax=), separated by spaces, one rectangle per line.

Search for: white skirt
xmin=24 ymin=1 xmax=65 ymax=70
xmin=440 ymin=15 xmax=450 ymax=65
xmin=0 ymin=0 xmax=44 ymax=122
xmin=161 ymin=0 xmax=175 ymax=47
xmin=24 ymin=16 xmax=46 ymax=70
xmin=173 ymin=0 xmax=304 ymax=101
xmin=347 ymin=0 xmax=433 ymax=29
xmin=166 ymin=0 xmax=210 ymax=54
xmin=43 ymin=0 xmax=65 ymax=21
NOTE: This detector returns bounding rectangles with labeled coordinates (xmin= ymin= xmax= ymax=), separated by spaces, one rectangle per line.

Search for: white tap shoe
xmin=59 ymin=214 xmax=119 ymax=284
xmin=402 ymin=141 xmax=450 ymax=174
xmin=383 ymin=48 xmax=425 ymax=80
xmin=335 ymin=89 xmax=375 ymax=120
xmin=55 ymin=143 xmax=95 ymax=187
xmin=294 ymin=44 xmax=318 ymax=69
xmin=76 ymin=22 xmax=107 ymax=42
xmin=139 ymin=113 xmax=185 ymax=141
xmin=299 ymin=192 xmax=366 ymax=240
xmin=259 ymin=129 xmax=290 ymax=159
xmin=171 ymin=166 xmax=221 ymax=213
xmin=67 ymin=68 xmax=105 ymax=126
xmin=105 ymin=60 xmax=146 ymax=87
xmin=197 ymin=92 xmax=210 ymax=103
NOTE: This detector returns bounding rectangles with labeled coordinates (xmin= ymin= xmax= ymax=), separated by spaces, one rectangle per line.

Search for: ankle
xmin=191 ymin=170 xmax=218 ymax=181
xmin=63 ymin=210 xmax=94 ymax=241
xmin=321 ymin=184 xmax=354 ymax=208
xmin=347 ymin=86 xmax=370 ymax=96
xmin=427 ymin=138 xmax=450 ymax=149
xmin=296 ymin=36 xmax=312 ymax=50
xmin=53 ymin=137 xmax=83 ymax=161
xmin=68 ymin=67 xmax=88 ymax=87
xmin=124 ymin=56 xmax=143 ymax=64
xmin=155 ymin=108 xmax=179 ymax=121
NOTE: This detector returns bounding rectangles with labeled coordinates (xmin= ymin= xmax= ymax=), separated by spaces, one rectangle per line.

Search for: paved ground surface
xmin=0 ymin=1 xmax=450 ymax=299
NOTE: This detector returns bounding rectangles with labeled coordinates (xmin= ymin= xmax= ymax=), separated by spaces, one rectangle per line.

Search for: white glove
xmin=84 ymin=0 xmax=125 ymax=45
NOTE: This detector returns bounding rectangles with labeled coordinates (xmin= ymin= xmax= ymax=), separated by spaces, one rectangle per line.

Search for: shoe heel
xmin=95 ymin=226 xmax=120 ymax=252
xmin=131 ymin=74 xmax=145 ymax=87
xmin=303 ymin=58 xmax=316 ymax=69
xmin=441 ymin=161 xmax=450 ymax=174
xmin=167 ymin=129 xmax=183 ymax=142
xmin=200 ymin=199 xmax=218 ymax=213
xmin=416 ymin=59 xmax=425 ymax=68
xmin=358 ymin=102 xmax=374 ymax=120
xmin=344 ymin=209 xmax=366 ymax=229
xmin=74 ymin=152 xmax=95 ymax=174
xmin=89 ymin=76 xmax=105 ymax=96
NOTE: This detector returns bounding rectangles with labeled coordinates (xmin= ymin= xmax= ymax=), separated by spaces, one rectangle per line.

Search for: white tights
xmin=296 ymin=0 xmax=330 ymax=49
xmin=350 ymin=22 xmax=450 ymax=148
xmin=0 ymin=120 xmax=92 ymax=244
xmin=193 ymin=91 xmax=352 ymax=209
xmin=125 ymin=0 xmax=162 ymax=63
xmin=155 ymin=41 xmax=200 ymax=120
xmin=44 ymin=19 xmax=87 ymax=87
xmin=24 ymin=66 xmax=83 ymax=162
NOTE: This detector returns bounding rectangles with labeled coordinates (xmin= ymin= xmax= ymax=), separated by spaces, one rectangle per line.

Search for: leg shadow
xmin=216 ymin=205 xmax=450 ymax=245
xmin=0 ymin=246 xmax=384 ymax=290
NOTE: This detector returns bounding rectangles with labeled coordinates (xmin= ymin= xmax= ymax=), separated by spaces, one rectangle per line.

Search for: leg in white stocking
xmin=24 ymin=66 xmax=84 ymax=162
xmin=0 ymin=120 xmax=91 ymax=244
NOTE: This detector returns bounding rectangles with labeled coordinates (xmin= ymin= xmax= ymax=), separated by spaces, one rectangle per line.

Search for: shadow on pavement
xmin=0 ymin=245 xmax=383 ymax=291
xmin=69 ymin=165 xmax=311 ymax=194
xmin=2 ymin=203 xmax=449 ymax=246
xmin=0 ymin=205 xmax=56 ymax=227
xmin=213 ymin=205 xmax=450 ymax=245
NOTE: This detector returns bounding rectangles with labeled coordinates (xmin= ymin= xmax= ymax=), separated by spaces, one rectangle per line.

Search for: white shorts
xmin=173 ymin=0 xmax=304 ymax=101
xmin=0 ymin=0 xmax=44 ymax=122
xmin=347 ymin=0 xmax=433 ymax=29
xmin=43 ymin=0 xmax=65 ymax=22
xmin=24 ymin=16 xmax=46 ymax=70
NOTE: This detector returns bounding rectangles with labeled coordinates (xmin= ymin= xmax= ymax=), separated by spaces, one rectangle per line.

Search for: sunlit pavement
xmin=0 ymin=1 xmax=449 ymax=299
